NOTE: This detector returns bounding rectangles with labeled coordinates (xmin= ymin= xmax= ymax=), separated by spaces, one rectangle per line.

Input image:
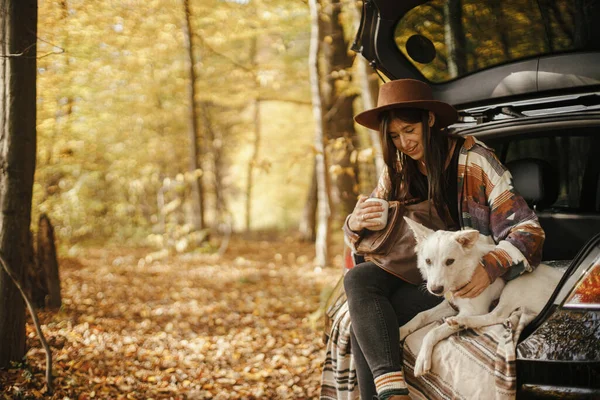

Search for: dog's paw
xmin=446 ymin=316 xmax=468 ymax=328
xmin=413 ymin=353 xmax=431 ymax=377
xmin=399 ymin=319 xmax=421 ymax=340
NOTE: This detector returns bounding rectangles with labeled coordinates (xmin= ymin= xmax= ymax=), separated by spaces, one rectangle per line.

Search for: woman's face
xmin=388 ymin=111 xmax=434 ymax=161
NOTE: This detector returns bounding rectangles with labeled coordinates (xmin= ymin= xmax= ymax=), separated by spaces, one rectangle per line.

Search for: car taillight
xmin=562 ymin=260 xmax=600 ymax=309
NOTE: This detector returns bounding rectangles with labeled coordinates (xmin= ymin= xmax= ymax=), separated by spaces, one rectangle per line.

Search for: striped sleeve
xmin=475 ymin=148 xmax=545 ymax=282
xmin=342 ymin=214 xmax=361 ymax=252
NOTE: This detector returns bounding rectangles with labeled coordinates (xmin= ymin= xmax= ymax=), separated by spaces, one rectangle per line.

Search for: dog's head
xmin=404 ymin=217 xmax=481 ymax=296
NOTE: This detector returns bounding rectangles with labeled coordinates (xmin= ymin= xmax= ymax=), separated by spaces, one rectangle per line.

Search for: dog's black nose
xmin=430 ymin=285 xmax=444 ymax=295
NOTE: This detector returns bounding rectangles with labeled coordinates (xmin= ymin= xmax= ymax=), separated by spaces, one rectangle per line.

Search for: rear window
xmin=490 ymin=134 xmax=599 ymax=212
xmin=395 ymin=0 xmax=600 ymax=83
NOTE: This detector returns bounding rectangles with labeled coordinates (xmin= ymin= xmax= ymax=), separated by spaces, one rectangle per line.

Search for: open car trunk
xmin=353 ymin=0 xmax=600 ymax=109
xmin=481 ymin=123 xmax=600 ymax=261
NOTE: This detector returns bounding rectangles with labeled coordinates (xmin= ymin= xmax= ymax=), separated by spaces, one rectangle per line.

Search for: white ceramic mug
xmin=365 ymin=198 xmax=389 ymax=231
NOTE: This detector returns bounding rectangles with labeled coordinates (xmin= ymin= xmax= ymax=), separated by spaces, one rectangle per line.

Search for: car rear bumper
xmin=519 ymin=382 xmax=600 ymax=399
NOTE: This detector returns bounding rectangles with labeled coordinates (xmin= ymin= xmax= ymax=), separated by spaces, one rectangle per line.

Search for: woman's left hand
xmin=453 ymin=264 xmax=491 ymax=298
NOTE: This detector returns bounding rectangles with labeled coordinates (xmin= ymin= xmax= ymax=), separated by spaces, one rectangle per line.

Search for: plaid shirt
xmin=344 ymin=136 xmax=545 ymax=283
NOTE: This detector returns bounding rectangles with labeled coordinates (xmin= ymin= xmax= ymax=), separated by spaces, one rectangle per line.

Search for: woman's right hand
xmin=348 ymin=195 xmax=386 ymax=232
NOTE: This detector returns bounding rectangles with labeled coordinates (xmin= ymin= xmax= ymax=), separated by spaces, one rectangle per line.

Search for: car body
xmin=350 ymin=0 xmax=600 ymax=397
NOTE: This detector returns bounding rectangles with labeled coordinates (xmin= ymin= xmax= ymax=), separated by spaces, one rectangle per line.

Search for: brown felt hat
xmin=354 ymin=79 xmax=458 ymax=131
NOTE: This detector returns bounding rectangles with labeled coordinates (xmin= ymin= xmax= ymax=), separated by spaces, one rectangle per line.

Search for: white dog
xmin=399 ymin=217 xmax=563 ymax=377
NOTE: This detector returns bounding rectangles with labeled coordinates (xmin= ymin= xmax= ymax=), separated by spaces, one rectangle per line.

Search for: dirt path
xmin=1 ymin=238 xmax=343 ymax=399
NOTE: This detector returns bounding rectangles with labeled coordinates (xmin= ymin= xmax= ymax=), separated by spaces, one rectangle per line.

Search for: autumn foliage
xmin=1 ymin=238 xmax=342 ymax=399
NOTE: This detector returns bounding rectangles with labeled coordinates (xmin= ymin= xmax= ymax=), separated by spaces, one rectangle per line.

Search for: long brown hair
xmin=380 ymin=108 xmax=453 ymax=220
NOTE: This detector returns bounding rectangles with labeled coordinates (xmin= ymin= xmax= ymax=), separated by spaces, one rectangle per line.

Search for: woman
xmin=340 ymin=79 xmax=544 ymax=400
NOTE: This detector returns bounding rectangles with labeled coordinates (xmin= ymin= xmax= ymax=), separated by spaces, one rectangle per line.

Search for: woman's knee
xmin=343 ymin=262 xmax=381 ymax=293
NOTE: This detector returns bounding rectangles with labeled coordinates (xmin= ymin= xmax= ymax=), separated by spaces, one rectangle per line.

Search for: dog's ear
xmin=453 ymin=230 xmax=480 ymax=249
xmin=403 ymin=217 xmax=433 ymax=243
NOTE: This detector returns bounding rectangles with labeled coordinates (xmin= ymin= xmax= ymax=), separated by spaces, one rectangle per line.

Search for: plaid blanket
xmin=320 ymin=301 xmax=360 ymax=400
xmin=320 ymin=302 xmax=536 ymax=400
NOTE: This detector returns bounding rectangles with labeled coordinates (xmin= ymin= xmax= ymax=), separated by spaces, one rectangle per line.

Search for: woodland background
xmin=33 ymin=0 xmax=381 ymax=254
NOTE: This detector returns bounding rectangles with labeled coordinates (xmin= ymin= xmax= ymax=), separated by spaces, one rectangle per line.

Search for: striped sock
xmin=374 ymin=371 xmax=409 ymax=400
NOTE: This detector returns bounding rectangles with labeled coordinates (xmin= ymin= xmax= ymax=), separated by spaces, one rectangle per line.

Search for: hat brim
xmin=354 ymin=100 xmax=458 ymax=131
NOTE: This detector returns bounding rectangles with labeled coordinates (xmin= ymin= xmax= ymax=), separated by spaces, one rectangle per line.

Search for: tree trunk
xmin=182 ymin=0 xmax=204 ymax=231
xmin=54 ymin=0 xmax=72 ymax=160
xmin=37 ymin=214 xmax=61 ymax=309
xmin=245 ymin=30 xmax=261 ymax=232
xmin=246 ymin=97 xmax=260 ymax=232
xmin=299 ymin=160 xmax=317 ymax=241
xmin=200 ymin=102 xmax=227 ymax=225
xmin=356 ymin=57 xmax=383 ymax=177
xmin=351 ymin=2 xmax=383 ymax=178
xmin=26 ymin=230 xmax=46 ymax=309
xmin=42 ymin=0 xmax=71 ymax=169
xmin=444 ymin=0 xmax=467 ymax=77
xmin=309 ymin=0 xmax=332 ymax=267
xmin=0 ymin=0 xmax=38 ymax=367
xmin=320 ymin=0 xmax=359 ymax=225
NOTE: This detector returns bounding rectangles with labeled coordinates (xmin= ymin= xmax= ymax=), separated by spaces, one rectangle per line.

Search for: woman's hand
xmin=348 ymin=195 xmax=386 ymax=232
xmin=453 ymin=264 xmax=491 ymax=298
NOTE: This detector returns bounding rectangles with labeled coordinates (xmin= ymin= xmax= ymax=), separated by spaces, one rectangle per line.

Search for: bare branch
xmin=0 ymin=41 xmax=36 ymax=58
xmin=257 ymin=96 xmax=311 ymax=105
xmin=37 ymin=49 xmax=65 ymax=59
xmin=1 ymin=37 xmax=65 ymax=59
xmin=36 ymin=35 xmax=65 ymax=52
xmin=194 ymin=33 xmax=252 ymax=72
xmin=0 ymin=253 xmax=54 ymax=394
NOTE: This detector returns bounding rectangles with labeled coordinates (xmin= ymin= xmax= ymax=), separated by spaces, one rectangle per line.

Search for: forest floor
xmin=0 ymin=237 xmax=344 ymax=399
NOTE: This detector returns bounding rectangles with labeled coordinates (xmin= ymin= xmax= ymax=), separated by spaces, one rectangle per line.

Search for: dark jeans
xmin=344 ymin=262 xmax=443 ymax=399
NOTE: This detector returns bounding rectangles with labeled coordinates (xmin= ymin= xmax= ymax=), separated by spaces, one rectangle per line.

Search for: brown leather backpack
xmin=356 ymin=199 xmax=448 ymax=285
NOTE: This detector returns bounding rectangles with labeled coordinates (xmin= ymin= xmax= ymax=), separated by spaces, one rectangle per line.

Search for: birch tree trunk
xmin=309 ymin=0 xmax=332 ymax=267
xmin=0 ymin=0 xmax=38 ymax=367
xmin=182 ymin=0 xmax=204 ymax=230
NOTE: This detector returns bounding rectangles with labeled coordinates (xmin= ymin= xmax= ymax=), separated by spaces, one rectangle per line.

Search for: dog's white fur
xmin=400 ymin=217 xmax=563 ymax=377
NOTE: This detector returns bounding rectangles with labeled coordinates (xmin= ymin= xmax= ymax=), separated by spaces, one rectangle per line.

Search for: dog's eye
xmin=445 ymin=258 xmax=455 ymax=266
xmin=425 ymin=258 xmax=431 ymax=265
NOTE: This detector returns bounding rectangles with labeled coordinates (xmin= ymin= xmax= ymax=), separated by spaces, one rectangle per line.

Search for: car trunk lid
xmin=353 ymin=0 xmax=600 ymax=109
